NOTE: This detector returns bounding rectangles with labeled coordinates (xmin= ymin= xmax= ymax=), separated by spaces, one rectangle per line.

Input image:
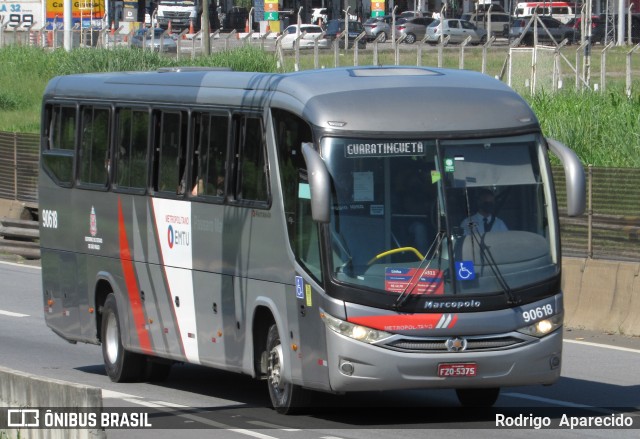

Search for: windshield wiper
xmin=467 ymin=229 xmax=520 ymax=305
xmin=394 ymin=231 xmax=446 ymax=310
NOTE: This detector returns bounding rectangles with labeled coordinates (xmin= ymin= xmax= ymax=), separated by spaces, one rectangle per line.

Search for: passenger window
xmin=42 ymin=104 xmax=76 ymax=186
xmin=235 ymin=116 xmax=268 ymax=203
xmin=78 ymin=106 xmax=110 ymax=186
xmin=153 ymin=110 xmax=187 ymax=195
xmin=191 ymin=112 xmax=228 ymax=198
xmin=115 ymin=108 xmax=149 ymax=190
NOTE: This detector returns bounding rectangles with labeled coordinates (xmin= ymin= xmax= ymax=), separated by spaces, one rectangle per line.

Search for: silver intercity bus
xmin=39 ymin=66 xmax=585 ymax=413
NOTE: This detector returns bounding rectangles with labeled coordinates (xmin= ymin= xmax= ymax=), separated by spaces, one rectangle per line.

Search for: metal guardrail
xmin=0 ymin=131 xmax=639 ymax=261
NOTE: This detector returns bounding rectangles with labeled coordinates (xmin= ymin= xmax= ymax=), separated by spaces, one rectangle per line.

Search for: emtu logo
xmin=167 ymin=225 xmax=174 ymax=249
xmin=167 ymin=224 xmax=189 ymax=249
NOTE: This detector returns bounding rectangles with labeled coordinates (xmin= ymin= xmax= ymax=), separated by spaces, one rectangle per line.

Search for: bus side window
xmin=191 ymin=112 xmax=228 ymax=198
xmin=235 ymin=116 xmax=268 ymax=203
xmin=115 ymin=108 xmax=149 ymax=190
xmin=42 ymin=104 xmax=76 ymax=186
xmin=78 ymin=106 xmax=110 ymax=187
xmin=154 ymin=110 xmax=187 ymax=194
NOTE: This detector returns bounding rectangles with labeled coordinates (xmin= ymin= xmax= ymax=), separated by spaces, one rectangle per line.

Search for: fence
xmin=553 ymin=166 xmax=640 ymax=261
xmin=0 ymin=131 xmax=638 ymax=261
xmin=0 ymin=132 xmax=39 ymax=204
xmin=2 ymin=24 xmax=640 ymax=95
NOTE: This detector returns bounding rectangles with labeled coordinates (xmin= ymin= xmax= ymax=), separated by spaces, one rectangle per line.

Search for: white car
xmin=426 ymin=19 xmax=487 ymax=45
xmin=280 ymin=24 xmax=330 ymax=50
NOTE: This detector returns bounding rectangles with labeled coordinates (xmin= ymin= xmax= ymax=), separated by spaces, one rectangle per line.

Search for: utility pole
xmin=202 ymin=0 xmax=211 ymax=54
xmin=617 ymin=0 xmax=625 ymax=45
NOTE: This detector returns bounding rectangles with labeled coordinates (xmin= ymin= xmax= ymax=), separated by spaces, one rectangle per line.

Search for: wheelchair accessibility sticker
xmin=455 ymin=261 xmax=476 ymax=281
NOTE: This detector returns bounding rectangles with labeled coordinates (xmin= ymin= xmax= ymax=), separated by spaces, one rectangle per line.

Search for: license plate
xmin=437 ymin=363 xmax=477 ymax=377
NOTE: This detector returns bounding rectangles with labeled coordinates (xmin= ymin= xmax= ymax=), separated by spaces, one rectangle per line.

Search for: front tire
xmin=266 ymin=323 xmax=309 ymax=414
xmin=456 ymin=388 xmax=500 ymax=407
xmin=101 ymin=293 xmax=145 ymax=382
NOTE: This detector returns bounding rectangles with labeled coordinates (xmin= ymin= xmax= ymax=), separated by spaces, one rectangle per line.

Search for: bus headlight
xmin=517 ymin=313 xmax=563 ymax=337
xmin=320 ymin=311 xmax=391 ymax=344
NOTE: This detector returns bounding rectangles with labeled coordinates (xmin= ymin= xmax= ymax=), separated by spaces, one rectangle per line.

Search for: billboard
xmin=45 ymin=0 xmax=106 ymax=26
xmin=0 ymin=1 xmax=44 ymax=27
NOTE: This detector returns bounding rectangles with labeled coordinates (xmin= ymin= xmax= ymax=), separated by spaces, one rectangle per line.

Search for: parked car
xmin=280 ymin=24 xmax=330 ymax=49
xmin=508 ymin=16 xmax=577 ymax=46
xmin=460 ymin=11 xmax=510 ymax=38
xmin=131 ymin=28 xmax=177 ymax=52
xmin=400 ymin=10 xmax=423 ymax=18
xmin=395 ymin=16 xmax=435 ymax=44
xmin=325 ymin=19 xmax=366 ymax=49
xmin=364 ymin=15 xmax=394 ymax=42
xmin=565 ymin=16 xmax=605 ymax=44
xmin=426 ymin=19 xmax=488 ymax=44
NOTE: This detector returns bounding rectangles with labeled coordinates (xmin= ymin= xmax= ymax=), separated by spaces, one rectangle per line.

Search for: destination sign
xmin=345 ymin=141 xmax=426 ymax=157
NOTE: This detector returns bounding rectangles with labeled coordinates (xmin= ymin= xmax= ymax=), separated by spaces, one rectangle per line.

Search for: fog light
xmin=339 ymin=361 xmax=354 ymax=376
xmin=550 ymin=355 xmax=561 ymax=369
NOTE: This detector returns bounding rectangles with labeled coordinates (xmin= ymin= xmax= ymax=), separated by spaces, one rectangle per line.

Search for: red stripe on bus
xmin=347 ymin=314 xmax=454 ymax=331
xmin=118 ymin=197 xmax=152 ymax=353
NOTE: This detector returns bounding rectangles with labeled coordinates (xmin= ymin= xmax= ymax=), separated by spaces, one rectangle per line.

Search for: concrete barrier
xmin=0 ymin=366 xmax=105 ymax=439
xmin=562 ymin=257 xmax=640 ymax=337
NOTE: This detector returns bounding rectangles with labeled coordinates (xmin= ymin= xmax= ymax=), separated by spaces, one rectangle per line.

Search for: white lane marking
xmin=246 ymin=420 xmax=301 ymax=431
xmin=503 ymin=393 xmax=640 ymax=416
xmin=103 ymin=389 xmax=143 ymax=399
xmin=564 ymin=339 xmax=640 ymax=354
xmin=0 ymin=309 xmax=29 ymax=317
xmin=103 ymin=389 xmax=281 ymax=438
xmin=0 ymin=261 xmax=41 ymax=270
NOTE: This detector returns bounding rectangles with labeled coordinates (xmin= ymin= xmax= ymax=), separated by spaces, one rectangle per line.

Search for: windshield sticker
xmin=345 ymin=142 xmax=426 ymax=158
xmin=370 ymin=204 xmax=384 ymax=215
xmin=444 ymin=158 xmax=455 ymax=173
xmin=455 ymin=261 xmax=476 ymax=281
xmin=385 ymin=268 xmax=444 ymax=295
xmin=431 ymin=170 xmax=441 ymax=184
xmin=353 ymin=172 xmax=374 ymax=201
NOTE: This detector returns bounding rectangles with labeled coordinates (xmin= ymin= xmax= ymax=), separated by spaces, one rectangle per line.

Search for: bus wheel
xmin=101 ymin=293 xmax=144 ymax=382
xmin=455 ymin=388 xmax=500 ymax=407
xmin=265 ymin=323 xmax=308 ymax=414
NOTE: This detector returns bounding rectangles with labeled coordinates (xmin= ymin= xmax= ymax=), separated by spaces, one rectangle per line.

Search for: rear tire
xmin=101 ymin=293 xmax=145 ymax=382
xmin=378 ymin=32 xmax=387 ymax=43
xmin=456 ymin=388 xmax=500 ymax=407
xmin=405 ymin=33 xmax=416 ymax=44
xmin=266 ymin=323 xmax=309 ymax=414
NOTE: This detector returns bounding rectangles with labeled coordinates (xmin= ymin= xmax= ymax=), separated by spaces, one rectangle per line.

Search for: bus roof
xmin=43 ymin=66 xmax=539 ymax=135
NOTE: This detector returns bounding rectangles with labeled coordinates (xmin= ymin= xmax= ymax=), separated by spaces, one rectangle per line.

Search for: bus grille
xmin=385 ymin=336 xmax=526 ymax=352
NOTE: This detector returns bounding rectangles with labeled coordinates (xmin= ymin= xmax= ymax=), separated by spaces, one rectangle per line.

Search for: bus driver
xmin=461 ymin=188 xmax=508 ymax=235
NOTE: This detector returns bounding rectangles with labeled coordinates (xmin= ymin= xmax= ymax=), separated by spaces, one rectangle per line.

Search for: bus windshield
xmin=321 ymin=134 xmax=557 ymax=300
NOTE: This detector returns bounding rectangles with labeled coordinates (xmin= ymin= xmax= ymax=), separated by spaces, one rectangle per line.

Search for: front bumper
xmin=326 ymin=326 xmax=562 ymax=392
